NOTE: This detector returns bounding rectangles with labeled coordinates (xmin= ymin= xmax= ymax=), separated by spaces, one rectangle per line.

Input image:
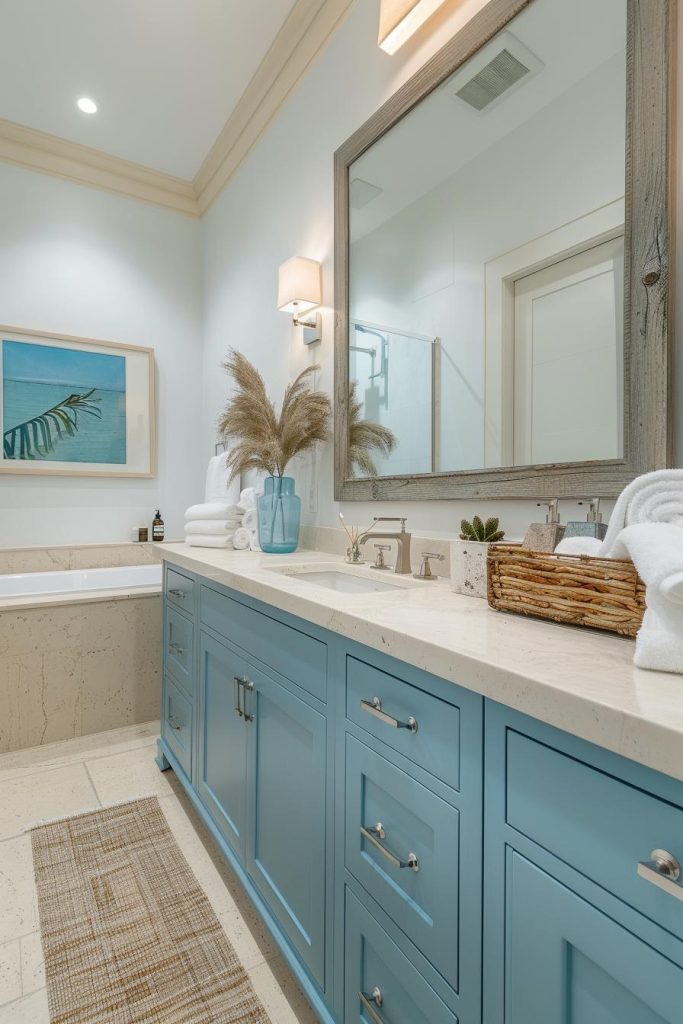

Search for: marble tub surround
xmin=0 ymin=595 xmax=160 ymax=753
xmin=0 ymin=542 xmax=162 ymax=576
xmin=161 ymin=543 xmax=683 ymax=782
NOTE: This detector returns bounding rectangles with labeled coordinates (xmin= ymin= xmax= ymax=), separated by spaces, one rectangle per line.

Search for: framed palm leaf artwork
xmin=0 ymin=327 xmax=155 ymax=477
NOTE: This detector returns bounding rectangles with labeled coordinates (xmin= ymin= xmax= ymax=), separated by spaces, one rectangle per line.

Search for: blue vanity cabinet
xmin=244 ymin=660 xmax=328 ymax=987
xmin=159 ymin=563 xmax=198 ymax=784
xmin=506 ymin=851 xmax=683 ymax=1023
xmin=196 ymin=631 xmax=249 ymax=862
xmin=483 ymin=701 xmax=683 ymax=1024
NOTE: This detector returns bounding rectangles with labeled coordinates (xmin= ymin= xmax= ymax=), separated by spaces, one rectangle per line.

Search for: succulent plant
xmin=460 ymin=515 xmax=505 ymax=543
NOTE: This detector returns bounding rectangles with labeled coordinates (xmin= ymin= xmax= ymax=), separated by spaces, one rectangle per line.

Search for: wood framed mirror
xmin=334 ymin=0 xmax=674 ymax=501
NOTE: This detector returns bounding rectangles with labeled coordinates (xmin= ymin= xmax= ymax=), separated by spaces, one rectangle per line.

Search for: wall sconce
xmin=278 ymin=256 xmax=322 ymax=345
xmin=378 ymin=0 xmax=448 ymax=55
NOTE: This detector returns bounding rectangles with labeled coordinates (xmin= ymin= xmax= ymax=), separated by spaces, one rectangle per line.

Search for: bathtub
xmin=0 ymin=563 xmax=162 ymax=599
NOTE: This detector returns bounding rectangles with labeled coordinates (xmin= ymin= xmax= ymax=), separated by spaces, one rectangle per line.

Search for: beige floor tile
xmin=85 ymin=743 xmax=176 ymax=805
xmin=160 ymin=792 xmax=280 ymax=970
xmin=0 ymin=763 xmax=98 ymax=841
xmin=0 ymin=836 xmax=38 ymax=946
xmin=0 ymin=987 xmax=49 ymax=1023
xmin=248 ymin=956 xmax=319 ymax=1024
xmin=0 ymin=721 xmax=159 ymax=781
xmin=19 ymin=934 xmax=44 ymax=997
xmin=0 ymin=940 xmax=22 ymax=1006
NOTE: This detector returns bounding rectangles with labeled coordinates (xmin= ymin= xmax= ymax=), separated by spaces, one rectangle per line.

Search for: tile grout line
xmin=82 ymin=762 xmax=103 ymax=808
xmin=0 ymin=734 xmax=159 ymax=784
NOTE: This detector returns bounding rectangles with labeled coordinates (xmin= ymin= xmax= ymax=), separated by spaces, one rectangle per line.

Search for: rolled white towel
xmin=232 ymin=527 xmax=252 ymax=551
xmin=205 ymin=452 xmax=240 ymax=504
xmin=249 ymin=531 xmax=261 ymax=552
xmin=185 ymin=502 xmax=239 ymax=522
xmin=185 ymin=519 xmax=241 ymax=535
xmin=554 ymin=536 xmax=604 ymax=557
xmin=600 ymin=469 xmax=683 ymax=556
xmin=185 ymin=534 xmax=234 ymax=549
xmin=242 ymin=508 xmax=258 ymax=531
xmin=239 ymin=487 xmax=257 ymax=511
xmin=609 ymin=523 xmax=683 ymax=674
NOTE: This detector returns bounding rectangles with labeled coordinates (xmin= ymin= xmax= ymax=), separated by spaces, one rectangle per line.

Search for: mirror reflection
xmin=348 ymin=0 xmax=626 ymax=478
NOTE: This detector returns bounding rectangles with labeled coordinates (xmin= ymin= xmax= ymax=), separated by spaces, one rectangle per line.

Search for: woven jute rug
xmin=30 ymin=796 xmax=271 ymax=1023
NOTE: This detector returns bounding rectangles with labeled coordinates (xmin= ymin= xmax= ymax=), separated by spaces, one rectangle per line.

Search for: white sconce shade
xmin=277 ymin=257 xmax=322 ymax=315
xmin=378 ymin=0 xmax=448 ymax=54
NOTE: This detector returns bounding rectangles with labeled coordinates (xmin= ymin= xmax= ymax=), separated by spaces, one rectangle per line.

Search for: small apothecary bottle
xmin=152 ymin=510 xmax=165 ymax=542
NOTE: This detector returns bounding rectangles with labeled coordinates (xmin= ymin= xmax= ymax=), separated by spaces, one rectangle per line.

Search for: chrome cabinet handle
xmin=233 ymin=677 xmax=255 ymax=722
xmin=360 ymin=822 xmax=419 ymax=872
xmin=167 ymin=715 xmax=182 ymax=732
xmin=358 ymin=988 xmax=384 ymax=1024
xmin=169 ymin=641 xmax=184 ymax=656
xmin=234 ymin=676 xmax=245 ymax=718
xmin=637 ymin=849 xmax=683 ymax=901
xmin=168 ymin=588 xmax=185 ymax=599
xmin=242 ymin=679 xmax=255 ymax=723
xmin=360 ymin=696 xmax=417 ymax=734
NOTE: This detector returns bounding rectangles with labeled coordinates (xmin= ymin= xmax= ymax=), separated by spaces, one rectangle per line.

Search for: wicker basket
xmin=487 ymin=543 xmax=645 ymax=638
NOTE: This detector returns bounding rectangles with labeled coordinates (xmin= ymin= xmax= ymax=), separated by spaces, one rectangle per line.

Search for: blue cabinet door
xmin=506 ymin=851 xmax=683 ymax=1022
xmin=245 ymin=664 xmax=327 ymax=988
xmin=196 ymin=631 xmax=249 ymax=863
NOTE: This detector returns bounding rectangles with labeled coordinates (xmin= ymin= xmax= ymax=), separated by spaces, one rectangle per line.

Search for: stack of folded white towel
xmin=184 ymin=453 xmax=261 ymax=551
xmin=555 ymin=469 xmax=683 ymax=674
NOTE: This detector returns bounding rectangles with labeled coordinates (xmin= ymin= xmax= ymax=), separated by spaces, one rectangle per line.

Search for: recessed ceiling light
xmin=77 ymin=97 xmax=98 ymax=114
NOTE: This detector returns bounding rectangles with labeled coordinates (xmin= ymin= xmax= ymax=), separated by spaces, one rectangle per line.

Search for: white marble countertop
xmin=161 ymin=543 xmax=683 ymax=783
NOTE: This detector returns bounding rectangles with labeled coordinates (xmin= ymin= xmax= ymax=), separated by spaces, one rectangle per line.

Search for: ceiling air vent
xmin=456 ymin=48 xmax=531 ymax=111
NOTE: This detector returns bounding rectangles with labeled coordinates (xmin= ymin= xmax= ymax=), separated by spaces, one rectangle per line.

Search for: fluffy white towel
xmin=239 ymin=487 xmax=257 ymax=511
xmin=185 ymin=534 xmax=234 ymax=549
xmin=185 ymin=519 xmax=241 ymax=535
xmin=608 ymin=523 xmax=683 ymax=673
xmin=600 ymin=469 xmax=683 ymax=556
xmin=554 ymin=536 xmax=604 ymax=557
xmin=242 ymin=508 xmax=258 ymax=531
xmin=232 ymin=527 xmax=252 ymax=551
xmin=205 ymin=453 xmax=240 ymax=504
xmin=185 ymin=502 xmax=239 ymax=522
xmin=249 ymin=531 xmax=261 ymax=552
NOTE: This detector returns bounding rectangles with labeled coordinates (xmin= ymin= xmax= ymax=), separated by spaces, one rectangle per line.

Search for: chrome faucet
xmin=359 ymin=517 xmax=412 ymax=574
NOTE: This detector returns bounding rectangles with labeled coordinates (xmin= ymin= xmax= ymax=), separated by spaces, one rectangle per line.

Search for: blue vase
xmin=257 ymin=476 xmax=301 ymax=554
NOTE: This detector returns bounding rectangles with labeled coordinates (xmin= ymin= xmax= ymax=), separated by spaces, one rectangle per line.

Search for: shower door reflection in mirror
xmin=335 ymin=0 xmax=670 ymax=501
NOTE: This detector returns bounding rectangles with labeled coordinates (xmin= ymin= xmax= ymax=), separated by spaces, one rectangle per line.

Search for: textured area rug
xmin=30 ymin=796 xmax=270 ymax=1023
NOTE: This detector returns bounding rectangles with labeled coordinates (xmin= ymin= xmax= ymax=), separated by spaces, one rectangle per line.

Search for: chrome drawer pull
xmin=168 ymin=642 xmax=184 ymax=657
xmin=242 ymin=679 xmax=255 ymax=723
xmin=360 ymin=696 xmax=417 ymax=734
xmin=637 ymin=849 xmax=683 ymax=901
xmin=233 ymin=677 xmax=255 ymax=722
xmin=168 ymin=588 xmax=186 ymax=599
xmin=360 ymin=822 xmax=419 ymax=872
xmin=167 ymin=715 xmax=182 ymax=732
xmin=358 ymin=988 xmax=384 ymax=1024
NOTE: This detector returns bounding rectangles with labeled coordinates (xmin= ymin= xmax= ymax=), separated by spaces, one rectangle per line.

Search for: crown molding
xmin=193 ymin=0 xmax=356 ymax=213
xmin=0 ymin=117 xmax=200 ymax=216
xmin=0 ymin=0 xmax=354 ymax=217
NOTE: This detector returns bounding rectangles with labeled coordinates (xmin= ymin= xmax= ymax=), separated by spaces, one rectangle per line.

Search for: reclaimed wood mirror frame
xmin=334 ymin=0 xmax=675 ymax=502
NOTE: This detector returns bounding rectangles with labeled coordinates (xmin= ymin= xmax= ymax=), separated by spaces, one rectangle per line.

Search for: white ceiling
xmin=0 ymin=0 xmax=299 ymax=179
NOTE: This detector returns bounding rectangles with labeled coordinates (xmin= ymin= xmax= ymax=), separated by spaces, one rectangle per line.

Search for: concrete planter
xmin=450 ymin=539 xmax=490 ymax=599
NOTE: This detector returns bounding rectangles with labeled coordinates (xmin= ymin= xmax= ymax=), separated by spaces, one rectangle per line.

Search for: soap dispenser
xmin=564 ymin=498 xmax=608 ymax=541
xmin=522 ymin=499 xmax=566 ymax=552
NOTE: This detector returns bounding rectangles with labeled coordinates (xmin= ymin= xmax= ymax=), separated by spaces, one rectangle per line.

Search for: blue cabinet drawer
xmin=506 ymin=729 xmax=683 ymax=940
xmin=344 ymin=887 xmax=458 ymax=1024
xmin=164 ymin=606 xmax=195 ymax=696
xmin=200 ymin=585 xmax=327 ymax=702
xmin=346 ymin=656 xmax=460 ymax=791
xmin=161 ymin=675 xmax=192 ymax=780
xmin=506 ymin=851 xmax=683 ymax=1022
xmin=345 ymin=735 xmax=460 ymax=993
xmin=165 ymin=567 xmax=195 ymax=612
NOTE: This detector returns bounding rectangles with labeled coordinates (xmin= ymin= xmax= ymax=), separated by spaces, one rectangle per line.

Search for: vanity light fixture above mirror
xmin=278 ymin=256 xmax=322 ymax=345
xmin=378 ymin=0 xmax=449 ymax=54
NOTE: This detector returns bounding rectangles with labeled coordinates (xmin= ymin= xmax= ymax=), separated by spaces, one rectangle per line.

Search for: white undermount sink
xmin=264 ymin=563 xmax=418 ymax=594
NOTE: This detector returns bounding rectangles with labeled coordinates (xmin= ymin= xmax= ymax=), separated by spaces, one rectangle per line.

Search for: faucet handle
xmin=413 ymin=551 xmax=444 ymax=580
xmin=372 ymin=544 xmax=392 ymax=570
